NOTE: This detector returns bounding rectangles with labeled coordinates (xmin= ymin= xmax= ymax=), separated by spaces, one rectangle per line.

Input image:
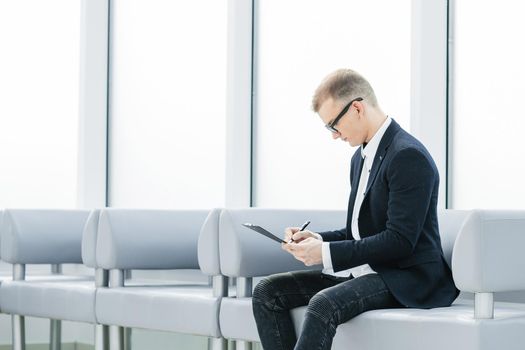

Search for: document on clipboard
xmin=242 ymin=223 xmax=286 ymax=244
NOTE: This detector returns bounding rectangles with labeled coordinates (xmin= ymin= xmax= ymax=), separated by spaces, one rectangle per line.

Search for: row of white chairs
xmin=1 ymin=208 xmax=525 ymax=350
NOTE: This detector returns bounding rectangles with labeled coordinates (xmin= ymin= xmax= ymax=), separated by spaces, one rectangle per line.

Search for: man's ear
xmin=354 ymin=100 xmax=365 ymax=118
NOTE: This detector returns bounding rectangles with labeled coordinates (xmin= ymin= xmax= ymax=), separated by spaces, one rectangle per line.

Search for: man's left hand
xmin=283 ymin=237 xmax=323 ymax=266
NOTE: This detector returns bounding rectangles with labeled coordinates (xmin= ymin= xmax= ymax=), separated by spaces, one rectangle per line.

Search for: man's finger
xmin=292 ymin=231 xmax=310 ymax=241
xmin=288 ymin=243 xmax=303 ymax=252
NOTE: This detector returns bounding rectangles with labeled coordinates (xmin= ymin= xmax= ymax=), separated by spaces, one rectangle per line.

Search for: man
xmin=252 ymin=69 xmax=459 ymax=350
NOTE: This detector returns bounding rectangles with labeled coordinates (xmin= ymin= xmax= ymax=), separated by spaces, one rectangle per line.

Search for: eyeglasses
xmin=325 ymin=97 xmax=363 ymax=133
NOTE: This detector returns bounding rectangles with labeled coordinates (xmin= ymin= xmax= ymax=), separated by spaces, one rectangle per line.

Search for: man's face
xmin=318 ymin=97 xmax=367 ymax=147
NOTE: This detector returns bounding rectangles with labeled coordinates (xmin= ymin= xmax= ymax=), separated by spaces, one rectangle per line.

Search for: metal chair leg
xmin=50 ymin=319 xmax=61 ymax=350
xmin=95 ymin=324 xmax=110 ymax=350
xmin=12 ymin=314 xmax=26 ymax=350
xmin=234 ymin=277 xmax=254 ymax=350
xmin=110 ymin=325 xmax=125 ymax=350
xmin=236 ymin=340 xmax=253 ymax=350
xmin=108 ymin=269 xmax=125 ymax=350
xmin=208 ymin=337 xmax=227 ymax=350
xmin=124 ymin=327 xmax=132 ymax=350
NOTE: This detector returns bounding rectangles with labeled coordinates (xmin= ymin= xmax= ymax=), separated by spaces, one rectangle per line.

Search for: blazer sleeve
xmin=319 ymin=228 xmax=347 ymax=242
xmin=329 ymin=147 xmax=437 ymax=272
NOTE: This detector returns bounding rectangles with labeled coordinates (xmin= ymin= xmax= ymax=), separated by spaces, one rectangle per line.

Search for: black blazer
xmin=320 ymin=119 xmax=459 ymax=309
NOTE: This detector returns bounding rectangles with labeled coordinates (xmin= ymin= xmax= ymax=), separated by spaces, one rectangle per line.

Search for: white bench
xmin=93 ymin=208 xmax=228 ymax=350
xmin=218 ymin=208 xmax=525 ymax=350
xmin=3 ymin=208 xmax=525 ymax=350
xmin=0 ymin=209 xmax=105 ymax=350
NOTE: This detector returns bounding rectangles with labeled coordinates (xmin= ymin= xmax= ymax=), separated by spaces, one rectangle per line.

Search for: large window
xmin=451 ymin=1 xmax=525 ymax=209
xmin=108 ymin=0 xmax=227 ymax=208
xmin=253 ymin=0 xmax=412 ymax=208
xmin=0 ymin=0 xmax=80 ymax=208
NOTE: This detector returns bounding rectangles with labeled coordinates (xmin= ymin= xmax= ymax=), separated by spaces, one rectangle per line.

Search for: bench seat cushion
xmin=220 ymin=297 xmax=525 ymax=350
xmin=0 ymin=275 xmax=96 ymax=323
xmin=95 ymin=283 xmax=222 ymax=337
xmin=0 ymin=275 xmax=11 ymax=313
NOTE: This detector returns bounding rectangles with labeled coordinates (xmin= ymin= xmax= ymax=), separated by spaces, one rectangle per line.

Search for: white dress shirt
xmin=321 ymin=117 xmax=392 ymax=278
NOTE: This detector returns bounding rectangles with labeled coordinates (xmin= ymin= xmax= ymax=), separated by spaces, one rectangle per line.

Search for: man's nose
xmin=332 ymin=131 xmax=341 ymax=140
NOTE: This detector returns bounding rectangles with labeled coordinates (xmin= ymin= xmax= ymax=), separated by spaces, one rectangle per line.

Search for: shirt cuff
xmin=322 ymin=242 xmax=333 ymax=269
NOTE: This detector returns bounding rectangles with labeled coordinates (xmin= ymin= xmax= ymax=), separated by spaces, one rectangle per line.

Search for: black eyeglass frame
xmin=325 ymin=97 xmax=363 ymax=133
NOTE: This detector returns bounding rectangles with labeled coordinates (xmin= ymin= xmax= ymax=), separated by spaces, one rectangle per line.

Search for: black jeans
xmin=252 ymin=271 xmax=402 ymax=350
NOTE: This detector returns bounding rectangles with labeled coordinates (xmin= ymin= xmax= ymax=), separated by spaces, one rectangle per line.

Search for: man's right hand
xmin=284 ymin=227 xmax=322 ymax=244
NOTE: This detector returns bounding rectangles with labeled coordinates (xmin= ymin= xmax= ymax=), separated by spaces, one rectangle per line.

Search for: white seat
xmin=0 ymin=274 xmax=10 ymax=313
xmin=94 ymin=208 xmax=228 ymax=350
xmin=0 ymin=275 xmax=96 ymax=323
xmin=303 ymin=300 xmax=525 ymax=350
xmin=96 ymin=282 xmax=221 ymax=336
xmin=220 ymin=294 xmax=525 ymax=350
xmin=0 ymin=209 xmax=104 ymax=350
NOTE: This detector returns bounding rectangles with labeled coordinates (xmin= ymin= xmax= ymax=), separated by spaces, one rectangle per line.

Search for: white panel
xmin=78 ymin=0 xmax=109 ymax=209
xmin=0 ymin=0 xmax=80 ymax=208
xmin=411 ymin=0 xmax=448 ymax=208
xmin=108 ymin=0 xmax=227 ymax=209
xmin=254 ymin=0 xmax=411 ymax=208
xmin=451 ymin=0 xmax=525 ymax=209
xmin=225 ymin=0 xmax=253 ymax=208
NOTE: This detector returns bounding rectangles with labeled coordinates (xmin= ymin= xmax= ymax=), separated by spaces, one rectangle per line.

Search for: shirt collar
xmin=360 ymin=116 xmax=392 ymax=168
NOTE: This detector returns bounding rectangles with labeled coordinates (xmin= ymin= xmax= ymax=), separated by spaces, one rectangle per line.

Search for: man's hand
xmin=283 ymin=227 xmax=322 ymax=243
xmin=282 ymin=237 xmax=323 ymax=266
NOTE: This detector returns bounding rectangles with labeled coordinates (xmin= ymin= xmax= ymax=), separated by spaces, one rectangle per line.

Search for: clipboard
xmin=242 ymin=223 xmax=287 ymax=244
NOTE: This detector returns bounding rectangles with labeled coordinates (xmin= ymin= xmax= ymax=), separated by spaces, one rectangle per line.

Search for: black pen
xmin=289 ymin=220 xmax=311 ymax=243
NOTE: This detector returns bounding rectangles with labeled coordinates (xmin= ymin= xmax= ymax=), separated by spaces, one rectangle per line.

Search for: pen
xmin=289 ymin=220 xmax=311 ymax=243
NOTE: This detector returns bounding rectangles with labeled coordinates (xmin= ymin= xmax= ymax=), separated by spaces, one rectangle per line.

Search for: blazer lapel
xmin=346 ymin=154 xmax=364 ymax=233
xmin=364 ymin=119 xmax=401 ymax=196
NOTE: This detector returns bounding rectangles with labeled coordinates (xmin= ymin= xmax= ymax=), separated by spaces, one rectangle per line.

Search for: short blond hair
xmin=312 ymin=69 xmax=378 ymax=112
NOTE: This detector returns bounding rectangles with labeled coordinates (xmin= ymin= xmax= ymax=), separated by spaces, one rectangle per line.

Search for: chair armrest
xmin=452 ymin=209 xmax=525 ymax=293
xmin=198 ymin=208 xmax=222 ymax=276
xmin=81 ymin=209 xmax=101 ymax=268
